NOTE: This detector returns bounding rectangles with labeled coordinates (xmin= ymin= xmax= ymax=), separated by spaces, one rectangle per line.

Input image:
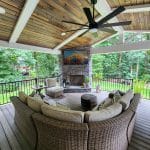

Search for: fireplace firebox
xmin=69 ymin=75 xmax=84 ymax=86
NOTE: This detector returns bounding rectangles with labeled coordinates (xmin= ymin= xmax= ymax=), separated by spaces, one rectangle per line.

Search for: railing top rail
xmin=0 ymin=75 xmax=61 ymax=84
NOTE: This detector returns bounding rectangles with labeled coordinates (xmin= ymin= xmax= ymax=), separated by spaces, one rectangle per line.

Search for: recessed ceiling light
xmin=61 ymin=32 xmax=66 ymax=36
xmin=0 ymin=7 xmax=5 ymax=14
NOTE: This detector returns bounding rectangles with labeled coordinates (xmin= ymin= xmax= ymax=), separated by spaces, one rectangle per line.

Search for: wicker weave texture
xmin=11 ymin=96 xmax=37 ymax=149
xmin=87 ymin=94 xmax=140 ymax=150
xmin=32 ymin=113 xmax=89 ymax=150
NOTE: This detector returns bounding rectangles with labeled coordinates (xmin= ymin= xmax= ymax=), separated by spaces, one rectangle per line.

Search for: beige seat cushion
xmin=41 ymin=104 xmax=84 ymax=123
xmin=85 ymin=103 xmax=122 ymax=122
xmin=46 ymin=78 xmax=57 ymax=87
xmin=19 ymin=91 xmax=28 ymax=104
xmin=27 ymin=96 xmax=44 ymax=112
xmin=119 ymin=90 xmax=134 ymax=110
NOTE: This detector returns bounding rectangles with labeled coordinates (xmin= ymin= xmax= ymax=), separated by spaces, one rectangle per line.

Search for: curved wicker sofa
xmin=11 ymin=94 xmax=140 ymax=150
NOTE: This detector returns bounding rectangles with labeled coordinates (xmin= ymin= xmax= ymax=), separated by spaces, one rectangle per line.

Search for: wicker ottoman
xmin=81 ymin=94 xmax=97 ymax=111
xmin=46 ymin=87 xmax=64 ymax=98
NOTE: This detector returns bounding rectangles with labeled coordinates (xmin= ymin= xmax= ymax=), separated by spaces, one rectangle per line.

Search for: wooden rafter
xmin=0 ymin=40 xmax=60 ymax=54
xmin=9 ymin=0 xmax=40 ymax=43
xmin=92 ymin=40 xmax=150 ymax=54
xmin=123 ymin=4 xmax=150 ymax=13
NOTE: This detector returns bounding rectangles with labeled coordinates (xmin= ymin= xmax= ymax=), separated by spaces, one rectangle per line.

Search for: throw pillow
xmin=119 ymin=89 xmax=134 ymax=110
xmin=113 ymin=90 xmax=122 ymax=102
xmin=18 ymin=91 xmax=28 ymax=104
xmin=85 ymin=103 xmax=122 ymax=122
xmin=27 ymin=96 xmax=44 ymax=112
xmin=46 ymin=78 xmax=57 ymax=87
xmin=98 ymin=97 xmax=113 ymax=110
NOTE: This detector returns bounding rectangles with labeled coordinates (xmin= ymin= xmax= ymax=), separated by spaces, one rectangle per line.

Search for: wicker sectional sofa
xmin=11 ymin=93 xmax=140 ymax=150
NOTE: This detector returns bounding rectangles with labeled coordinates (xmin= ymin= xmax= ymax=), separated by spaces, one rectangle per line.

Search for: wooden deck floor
xmin=0 ymin=100 xmax=150 ymax=150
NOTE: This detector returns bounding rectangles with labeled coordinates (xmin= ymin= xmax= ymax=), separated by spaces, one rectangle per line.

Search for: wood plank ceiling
xmin=106 ymin=0 xmax=150 ymax=30
xmin=0 ymin=0 xmax=149 ymax=50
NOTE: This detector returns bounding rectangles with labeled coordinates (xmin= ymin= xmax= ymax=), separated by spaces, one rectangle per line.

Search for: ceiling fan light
xmin=0 ymin=7 xmax=5 ymax=14
xmin=89 ymin=28 xmax=98 ymax=33
xmin=61 ymin=32 xmax=66 ymax=36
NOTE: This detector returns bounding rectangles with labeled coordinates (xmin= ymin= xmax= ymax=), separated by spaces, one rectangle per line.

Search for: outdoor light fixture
xmin=61 ymin=32 xmax=66 ymax=36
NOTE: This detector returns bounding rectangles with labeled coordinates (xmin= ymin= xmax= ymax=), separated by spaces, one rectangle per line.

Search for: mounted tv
xmin=63 ymin=50 xmax=88 ymax=65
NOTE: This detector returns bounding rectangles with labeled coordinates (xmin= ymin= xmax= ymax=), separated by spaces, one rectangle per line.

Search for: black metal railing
xmin=0 ymin=76 xmax=149 ymax=105
xmin=92 ymin=77 xmax=133 ymax=91
xmin=0 ymin=76 xmax=58 ymax=105
xmin=92 ymin=77 xmax=150 ymax=99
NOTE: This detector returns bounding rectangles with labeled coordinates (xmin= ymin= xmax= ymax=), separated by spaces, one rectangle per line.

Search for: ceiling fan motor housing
xmin=91 ymin=0 xmax=97 ymax=4
xmin=89 ymin=22 xmax=98 ymax=29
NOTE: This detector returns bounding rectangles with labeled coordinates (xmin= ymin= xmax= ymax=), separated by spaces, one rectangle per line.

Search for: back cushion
xmin=85 ymin=103 xmax=122 ymax=122
xmin=19 ymin=91 xmax=28 ymax=104
xmin=46 ymin=78 xmax=57 ymax=87
xmin=41 ymin=104 xmax=84 ymax=123
xmin=119 ymin=90 xmax=134 ymax=110
xmin=27 ymin=96 xmax=44 ymax=112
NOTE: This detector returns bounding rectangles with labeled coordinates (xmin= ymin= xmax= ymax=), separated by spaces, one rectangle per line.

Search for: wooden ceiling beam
xmin=95 ymin=0 xmax=124 ymax=33
xmin=9 ymin=0 xmax=40 ymax=43
xmin=92 ymin=40 xmax=150 ymax=54
xmin=0 ymin=40 xmax=60 ymax=54
xmin=122 ymin=4 xmax=150 ymax=13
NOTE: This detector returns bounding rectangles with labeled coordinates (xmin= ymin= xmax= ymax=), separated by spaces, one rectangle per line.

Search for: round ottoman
xmin=81 ymin=94 xmax=97 ymax=111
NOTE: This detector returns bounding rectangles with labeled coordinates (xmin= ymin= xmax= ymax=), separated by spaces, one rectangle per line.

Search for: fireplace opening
xmin=69 ymin=75 xmax=84 ymax=86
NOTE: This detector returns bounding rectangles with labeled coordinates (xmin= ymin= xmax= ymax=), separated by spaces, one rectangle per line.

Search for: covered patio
xmin=0 ymin=0 xmax=150 ymax=150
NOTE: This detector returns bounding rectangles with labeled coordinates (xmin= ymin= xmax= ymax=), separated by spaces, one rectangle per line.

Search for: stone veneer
xmin=60 ymin=46 xmax=92 ymax=88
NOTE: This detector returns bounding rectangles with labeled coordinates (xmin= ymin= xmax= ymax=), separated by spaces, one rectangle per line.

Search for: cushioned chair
xmin=45 ymin=78 xmax=64 ymax=98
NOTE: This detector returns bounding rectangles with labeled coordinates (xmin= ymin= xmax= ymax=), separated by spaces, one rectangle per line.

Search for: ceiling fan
xmin=0 ymin=6 xmax=5 ymax=14
xmin=61 ymin=0 xmax=131 ymax=35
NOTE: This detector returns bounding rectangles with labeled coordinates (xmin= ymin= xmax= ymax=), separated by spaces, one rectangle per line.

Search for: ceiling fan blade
xmin=83 ymin=7 xmax=95 ymax=24
xmin=64 ymin=28 xmax=88 ymax=33
xmin=62 ymin=20 xmax=89 ymax=27
xmin=99 ymin=28 xmax=116 ymax=34
xmin=98 ymin=6 xmax=125 ymax=25
xmin=100 ymin=21 xmax=132 ymax=28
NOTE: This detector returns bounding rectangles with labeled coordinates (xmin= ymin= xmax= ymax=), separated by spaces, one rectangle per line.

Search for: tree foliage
xmin=0 ymin=48 xmax=59 ymax=82
xmin=92 ymin=50 xmax=150 ymax=80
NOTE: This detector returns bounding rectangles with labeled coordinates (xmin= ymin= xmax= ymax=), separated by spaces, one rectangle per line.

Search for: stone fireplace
xmin=60 ymin=46 xmax=92 ymax=92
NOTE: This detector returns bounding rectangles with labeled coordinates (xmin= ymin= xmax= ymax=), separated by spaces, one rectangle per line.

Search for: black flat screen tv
xmin=63 ymin=50 xmax=88 ymax=65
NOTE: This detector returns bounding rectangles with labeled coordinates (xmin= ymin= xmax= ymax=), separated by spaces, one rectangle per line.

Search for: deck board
xmin=0 ymin=100 xmax=150 ymax=150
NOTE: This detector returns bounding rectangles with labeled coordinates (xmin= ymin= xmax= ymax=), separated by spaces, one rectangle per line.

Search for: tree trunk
xmin=136 ymin=58 xmax=139 ymax=79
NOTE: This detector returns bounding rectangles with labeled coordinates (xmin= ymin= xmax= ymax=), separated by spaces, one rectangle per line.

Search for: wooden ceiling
xmin=107 ymin=0 xmax=150 ymax=30
xmin=0 ymin=0 xmax=149 ymax=50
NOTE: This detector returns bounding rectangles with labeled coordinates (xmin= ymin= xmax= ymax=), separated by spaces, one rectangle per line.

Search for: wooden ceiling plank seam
xmin=1 ymin=0 xmax=24 ymax=9
xmin=9 ymin=0 xmax=40 ymax=43
xmin=44 ymin=0 xmax=85 ymax=24
xmin=21 ymin=29 xmax=63 ymax=43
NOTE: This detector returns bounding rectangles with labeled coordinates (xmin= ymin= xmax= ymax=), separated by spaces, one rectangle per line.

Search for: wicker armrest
xmin=32 ymin=113 xmax=88 ymax=150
